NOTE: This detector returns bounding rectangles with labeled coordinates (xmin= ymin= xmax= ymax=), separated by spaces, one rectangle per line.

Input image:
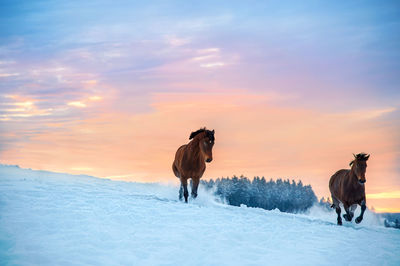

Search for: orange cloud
xmin=367 ymin=191 xmax=400 ymax=199
xmin=0 ymin=95 xmax=53 ymax=121
xmin=373 ymin=207 xmax=400 ymax=213
xmin=89 ymin=96 xmax=102 ymax=101
xmin=1 ymin=92 xmax=399 ymax=211
xmin=68 ymin=101 xmax=87 ymax=108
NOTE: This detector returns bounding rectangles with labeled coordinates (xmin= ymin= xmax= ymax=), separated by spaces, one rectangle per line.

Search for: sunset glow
xmin=1 ymin=1 xmax=399 ymax=212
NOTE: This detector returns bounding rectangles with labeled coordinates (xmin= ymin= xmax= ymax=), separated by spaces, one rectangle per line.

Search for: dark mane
xmin=206 ymin=130 xmax=215 ymax=141
xmin=189 ymin=127 xmax=215 ymax=141
xmin=349 ymin=153 xmax=370 ymax=166
xmin=355 ymin=153 xmax=369 ymax=160
xmin=189 ymin=128 xmax=206 ymax=140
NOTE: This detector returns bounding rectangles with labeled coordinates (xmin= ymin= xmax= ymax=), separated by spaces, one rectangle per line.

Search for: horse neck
xmin=348 ymin=164 xmax=361 ymax=189
xmin=187 ymin=136 xmax=205 ymax=161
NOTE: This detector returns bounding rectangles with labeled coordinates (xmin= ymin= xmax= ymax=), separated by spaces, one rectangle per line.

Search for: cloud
xmin=68 ymin=101 xmax=86 ymax=108
xmin=200 ymin=62 xmax=225 ymax=68
xmin=373 ymin=207 xmax=400 ymax=213
xmin=197 ymin=48 xmax=220 ymax=54
xmin=336 ymin=107 xmax=397 ymax=120
xmin=0 ymin=73 xmax=20 ymax=77
xmin=82 ymin=80 xmax=98 ymax=85
xmin=0 ymin=95 xmax=53 ymax=121
xmin=367 ymin=191 xmax=400 ymax=199
xmin=192 ymin=55 xmax=216 ymax=61
xmin=89 ymin=96 xmax=102 ymax=101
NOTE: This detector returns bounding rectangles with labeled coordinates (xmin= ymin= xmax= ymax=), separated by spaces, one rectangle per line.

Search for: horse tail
xmin=172 ymin=162 xmax=180 ymax=178
xmin=172 ymin=145 xmax=186 ymax=178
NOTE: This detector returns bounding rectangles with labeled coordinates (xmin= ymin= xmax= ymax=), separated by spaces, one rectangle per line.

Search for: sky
xmin=0 ymin=0 xmax=399 ymax=212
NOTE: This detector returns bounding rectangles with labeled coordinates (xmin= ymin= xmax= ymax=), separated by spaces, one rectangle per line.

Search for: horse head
xmin=189 ymin=128 xmax=215 ymax=163
xmin=349 ymin=153 xmax=370 ymax=184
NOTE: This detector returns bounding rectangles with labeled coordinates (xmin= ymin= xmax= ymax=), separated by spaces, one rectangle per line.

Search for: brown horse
xmin=329 ymin=153 xmax=370 ymax=225
xmin=172 ymin=128 xmax=215 ymax=203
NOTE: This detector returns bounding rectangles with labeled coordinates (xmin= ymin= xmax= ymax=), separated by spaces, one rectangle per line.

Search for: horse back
xmin=329 ymin=169 xmax=349 ymax=198
xmin=172 ymin=145 xmax=187 ymax=178
xmin=329 ymin=169 xmax=365 ymax=206
xmin=174 ymin=145 xmax=187 ymax=160
xmin=173 ymin=143 xmax=206 ymax=179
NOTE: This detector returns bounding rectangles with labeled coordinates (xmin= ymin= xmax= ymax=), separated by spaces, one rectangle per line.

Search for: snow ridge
xmin=0 ymin=165 xmax=399 ymax=265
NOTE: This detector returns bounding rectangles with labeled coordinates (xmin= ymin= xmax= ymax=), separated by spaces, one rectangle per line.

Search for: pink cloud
xmin=2 ymin=92 xmax=399 ymax=212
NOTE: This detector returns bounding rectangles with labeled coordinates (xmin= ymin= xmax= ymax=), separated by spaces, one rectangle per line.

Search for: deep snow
xmin=0 ymin=165 xmax=399 ymax=265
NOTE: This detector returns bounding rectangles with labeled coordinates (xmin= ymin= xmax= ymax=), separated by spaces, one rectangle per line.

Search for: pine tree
xmin=202 ymin=175 xmax=318 ymax=213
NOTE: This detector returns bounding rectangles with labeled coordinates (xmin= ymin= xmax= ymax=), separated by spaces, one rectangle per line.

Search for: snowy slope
xmin=0 ymin=165 xmax=399 ymax=266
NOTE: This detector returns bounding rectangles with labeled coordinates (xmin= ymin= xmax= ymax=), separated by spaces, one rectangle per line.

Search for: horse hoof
xmin=343 ymin=214 xmax=352 ymax=222
xmin=337 ymin=218 xmax=342 ymax=225
xmin=355 ymin=217 xmax=362 ymax=224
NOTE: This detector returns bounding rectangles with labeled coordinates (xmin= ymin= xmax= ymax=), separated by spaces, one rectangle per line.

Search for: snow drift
xmin=0 ymin=165 xmax=399 ymax=265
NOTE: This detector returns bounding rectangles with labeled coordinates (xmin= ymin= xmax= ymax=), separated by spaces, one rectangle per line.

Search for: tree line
xmin=200 ymin=175 xmax=318 ymax=213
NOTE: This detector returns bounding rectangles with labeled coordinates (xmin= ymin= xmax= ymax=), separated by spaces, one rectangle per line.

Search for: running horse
xmin=329 ymin=153 xmax=370 ymax=225
xmin=172 ymin=128 xmax=215 ymax=203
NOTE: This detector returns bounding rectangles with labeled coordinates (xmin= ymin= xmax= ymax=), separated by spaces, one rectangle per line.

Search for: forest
xmin=201 ymin=176 xmax=319 ymax=213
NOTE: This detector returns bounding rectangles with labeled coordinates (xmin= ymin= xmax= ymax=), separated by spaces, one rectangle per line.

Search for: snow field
xmin=0 ymin=165 xmax=399 ymax=265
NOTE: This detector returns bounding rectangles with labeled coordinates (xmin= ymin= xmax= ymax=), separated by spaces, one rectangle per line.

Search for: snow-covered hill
xmin=0 ymin=165 xmax=399 ymax=265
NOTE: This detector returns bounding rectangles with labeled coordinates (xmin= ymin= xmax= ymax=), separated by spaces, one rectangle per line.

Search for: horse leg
xmin=331 ymin=196 xmax=342 ymax=225
xmin=336 ymin=207 xmax=342 ymax=225
xmin=179 ymin=184 xmax=183 ymax=201
xmin=343 ymin=204 xmax=353 ymax=222
xmin=350 ymin=204 xmax=357 ymax=219
xmin=180 ymin=178 xmax=189 ymax=203
xmin=355 ymin=200 xmax=366 ymax=224
xmin=191 ymin=178 xmax=199 ymax=199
